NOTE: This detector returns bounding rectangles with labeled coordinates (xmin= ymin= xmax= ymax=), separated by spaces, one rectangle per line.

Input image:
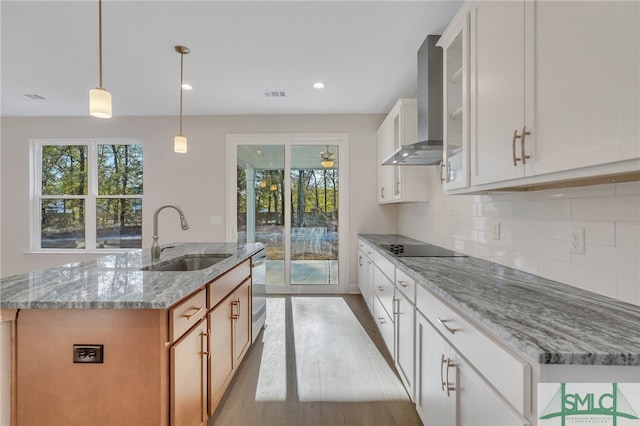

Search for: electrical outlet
xmin=570 ymin=227 xmax=585 ymax=254
xmin=492 ymin=220 xmax=501 ymax=240
xmin=73 ymin=344 xmax=104 ymax=363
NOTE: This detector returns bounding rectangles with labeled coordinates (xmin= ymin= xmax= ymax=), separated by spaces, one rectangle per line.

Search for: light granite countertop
xmin=0 ymin=242 xmax=265 ymax=310
xmin=360 ymin=234 xmax=640 ymax=366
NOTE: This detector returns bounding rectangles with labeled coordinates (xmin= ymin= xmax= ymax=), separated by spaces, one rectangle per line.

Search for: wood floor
xmin=208 ymin=295 xmax=422 ymax=426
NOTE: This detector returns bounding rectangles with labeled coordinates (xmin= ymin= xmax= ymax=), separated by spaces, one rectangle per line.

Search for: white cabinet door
xmin=357 ymin=248 xmax=374 ymax=311
xmin=395 ymin=290 xmax=415 ymax=401
xmin=532 ymin=1 xmax=640 ymax=175
xmin=440 ymin=12 xmax=470 ymax=190
xmin=456 ymin=353 xmax=529 ymax=426
xmin=471 ymin=0 xmax=533 ymax=186
xmin=416 ymin=312 xmax=455 ymax=426
xmin=377 ymin=117 xmax=394 ymax=203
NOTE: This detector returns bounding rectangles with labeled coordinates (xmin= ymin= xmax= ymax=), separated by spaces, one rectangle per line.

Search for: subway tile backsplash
xmin=397 ymin=169 xmax=640 ymax=306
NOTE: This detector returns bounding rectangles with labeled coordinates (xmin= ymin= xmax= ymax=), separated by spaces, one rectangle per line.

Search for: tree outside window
xmin=36 ymin=140 xmax=143 ymax=250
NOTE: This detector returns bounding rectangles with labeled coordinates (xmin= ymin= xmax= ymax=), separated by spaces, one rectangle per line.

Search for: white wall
xmin=0 ymin=114 xmax=396 ymax=285
xmin=398 ymin=168 xmax=640 ymax=306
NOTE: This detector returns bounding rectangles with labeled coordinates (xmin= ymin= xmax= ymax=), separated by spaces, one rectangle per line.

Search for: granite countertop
xmin=0 ymin=242 xmax=265 ymax=310
xmin=360 ymin=234 xmax=640 ymax=366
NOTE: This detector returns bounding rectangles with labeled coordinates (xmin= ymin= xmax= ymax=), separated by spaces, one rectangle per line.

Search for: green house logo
xmin=540 ymin=383 xmax=639 ymax=425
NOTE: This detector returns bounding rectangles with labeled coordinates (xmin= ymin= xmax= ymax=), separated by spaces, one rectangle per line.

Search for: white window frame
xmin=30 ymin=138 xmax=143 ymax=253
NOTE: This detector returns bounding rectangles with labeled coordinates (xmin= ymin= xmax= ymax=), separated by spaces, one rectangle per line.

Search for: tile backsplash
xmin=397 ymin=169 xmax=640 ymax=306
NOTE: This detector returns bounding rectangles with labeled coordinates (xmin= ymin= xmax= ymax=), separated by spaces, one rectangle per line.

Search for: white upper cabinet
xmin=470 ymin=0 xmax=534 ymax=186
xmin=446 ymin=0 xmax=639 ymax=193
xmin=532 ymin=1 xmax=640 ymax=175
xmin=438 ymin=11 xmax=470 ymax=190
xmin=377 ymin=117 xmax=395 ymax=203
xmin=377 ymin=99 xmax=430 ymax=204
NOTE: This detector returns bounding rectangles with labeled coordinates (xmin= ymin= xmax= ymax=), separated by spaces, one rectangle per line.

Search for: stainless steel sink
xmin=141 ymin=254 xmax=231 ymax=272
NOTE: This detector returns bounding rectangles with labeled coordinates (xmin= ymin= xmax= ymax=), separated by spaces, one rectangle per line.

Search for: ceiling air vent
xmin=23 ymin=94 xmax=46 ymax=100
xmin=264 ymin=90 xmax=286 ymax=98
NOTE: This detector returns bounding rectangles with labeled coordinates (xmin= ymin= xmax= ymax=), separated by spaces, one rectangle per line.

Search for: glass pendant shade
xmin=321 ymin=160 xmax=334 ymax=168
xmin=174 ymin=135 xmax=187 ymax=153
xmin=89 ymin=89 xmax=112 ymax=118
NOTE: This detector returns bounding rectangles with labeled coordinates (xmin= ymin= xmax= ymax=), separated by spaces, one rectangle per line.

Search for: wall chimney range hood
xmin=382 ymin=35 xmax=443 ymax=166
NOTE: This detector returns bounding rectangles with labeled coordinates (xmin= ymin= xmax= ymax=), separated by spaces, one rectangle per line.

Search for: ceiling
xmin=1 ymin=1 xmax=462 ymax=117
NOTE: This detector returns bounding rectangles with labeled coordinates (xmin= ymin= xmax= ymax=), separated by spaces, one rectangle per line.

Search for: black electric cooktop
xmin=379 ymin=243 xmax=468 ymax=258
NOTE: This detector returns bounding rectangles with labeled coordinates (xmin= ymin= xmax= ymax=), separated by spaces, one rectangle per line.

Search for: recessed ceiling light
xmin=313 ymin=82 xmax=325 ymax=89
xmin=256 ymin=150 xmax=262 ymax=155
xmin=182 ymin=83 xmax=193 ymax=91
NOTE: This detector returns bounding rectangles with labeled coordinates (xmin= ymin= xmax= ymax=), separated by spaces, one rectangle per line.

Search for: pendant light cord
xmin=179 ymin=52 xmax=184 ymax=135
xmin=98 ymin=0 xmax=103 ymax=89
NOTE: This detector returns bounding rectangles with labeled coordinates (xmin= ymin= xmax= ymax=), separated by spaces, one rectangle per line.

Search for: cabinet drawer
xmin=373 ymin=265 xmax=395 ymax=319
xmin=169 ymin=289 xmax=207 ymax=342
xmin=373 ymin=295 xmax=395 ymax=357
xmin=358 ymin=239 xmax=374 ymax=259
xmin=373 ymin=251 xmax=394 ymax=283
xmin=395 ymin=268 xmax=415 ymax=303
xmin=209 ymin=259 xmax=251 ymax=309
xmin=416 ymin=285 xmax=529 ymax=415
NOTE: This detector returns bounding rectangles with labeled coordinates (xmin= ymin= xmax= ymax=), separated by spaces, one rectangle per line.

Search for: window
xmin=32 ymin=139 xmax=143 ymax=251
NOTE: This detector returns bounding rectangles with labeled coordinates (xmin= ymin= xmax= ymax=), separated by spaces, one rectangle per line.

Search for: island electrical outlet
xmin=73 ymin=344 xmax=104 ymax=363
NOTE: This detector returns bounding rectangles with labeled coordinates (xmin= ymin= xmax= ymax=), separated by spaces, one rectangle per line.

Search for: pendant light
xmin=89 ymin=0 xmax=112 ymax=118
xmin=174 ymin=45 xmax=190 ymax=153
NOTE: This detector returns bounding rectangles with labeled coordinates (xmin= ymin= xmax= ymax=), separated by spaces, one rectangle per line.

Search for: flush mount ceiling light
xmin=89 ymin=0 xmax=112 ymax=118
xmin=320 ymin=145 xmax=336 ymax=168
xmin=313 ymin=82 xmax=325 ymax=89
xmin=174 ymin=45 xmax=190 ymax=153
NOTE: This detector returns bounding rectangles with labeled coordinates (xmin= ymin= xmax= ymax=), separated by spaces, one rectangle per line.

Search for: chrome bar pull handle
xmin=437 ymin=317 xmax=457 ymax=334
xmin=359 ymin=255 xmax=363 ymax=266
xmin=440 ymin=163 xmax=446 ymax=183
xmin=398 ymin=280 xmax=408 ymax=288
xmin=440 ymin=354 xmax=447 ymax=392
xmin=520 ymin=126 xmax=531 ymax=164
xmin=512 ymin=129 xmax=521 ymax=166
xmin=445 ymin=358 xmax=455 ymax=397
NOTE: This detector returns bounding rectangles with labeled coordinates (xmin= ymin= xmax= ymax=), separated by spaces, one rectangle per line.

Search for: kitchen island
xmin=0 ymin=242 xmax=265 ymax=426
xmin=359 ymin=234 xmax=640 ymax=425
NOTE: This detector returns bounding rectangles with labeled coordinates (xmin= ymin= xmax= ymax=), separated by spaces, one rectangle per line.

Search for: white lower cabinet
xmin=395 ymin=279 xmax=415 ymax=401
xmin=416 ymin=311 xmax=528 ymax=426
xmin=373 ymin=294 xmax=395 ymax=357
xmin=416 ymin=311 xmax=455 ymax=426
xmin=357 ymin=246 xmax=374 ymax=311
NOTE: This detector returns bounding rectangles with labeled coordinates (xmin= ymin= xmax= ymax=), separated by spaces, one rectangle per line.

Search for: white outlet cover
xmin=492 ymin=220 xmax=500 ymax=240
xmin=569 ymin=227 xmax=585 ymax=254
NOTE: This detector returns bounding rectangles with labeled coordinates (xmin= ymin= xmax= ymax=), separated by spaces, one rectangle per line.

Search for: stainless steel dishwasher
xmin=251 ymin=249 xmax=266 ymax=342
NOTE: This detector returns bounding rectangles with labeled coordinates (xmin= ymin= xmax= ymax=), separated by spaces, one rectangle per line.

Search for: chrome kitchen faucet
xmin=151 ymin=204 xmax=189 ymax=261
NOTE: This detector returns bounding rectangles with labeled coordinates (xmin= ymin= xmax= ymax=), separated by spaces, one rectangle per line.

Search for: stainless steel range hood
xmin=382 ymin=35 xmax=443 ymax=166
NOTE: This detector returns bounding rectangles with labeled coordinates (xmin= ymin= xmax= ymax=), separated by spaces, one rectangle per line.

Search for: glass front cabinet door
xmin=438 ymin=12 xmax=469 ymax=190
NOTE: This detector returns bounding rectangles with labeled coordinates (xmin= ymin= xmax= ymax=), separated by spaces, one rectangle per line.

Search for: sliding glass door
xmin=230 ymin=134 xmax=347 ymax=293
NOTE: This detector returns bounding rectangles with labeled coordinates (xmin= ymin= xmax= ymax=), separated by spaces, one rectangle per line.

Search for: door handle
xmin=182 ymin=305 xmax=204 ymax=320
xmin=437 ymin=317 xmax=457 ymax=335
xmin=513 ymin=127 xmax=531 ymax=166
xmin=445 ymin=357 xmax=455 ymax=397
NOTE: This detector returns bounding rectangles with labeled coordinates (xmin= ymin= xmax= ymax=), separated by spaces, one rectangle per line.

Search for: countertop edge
xmin=358 ymin=234 xmax=640 ymax=367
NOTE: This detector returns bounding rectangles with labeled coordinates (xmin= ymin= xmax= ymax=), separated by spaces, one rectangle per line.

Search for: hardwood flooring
xmin=208 ymin=295 xmax=422 ymax=426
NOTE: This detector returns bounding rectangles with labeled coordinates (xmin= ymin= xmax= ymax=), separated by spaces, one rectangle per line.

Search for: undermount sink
xmin=141 ymin=254 xmax=232 ymax=272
